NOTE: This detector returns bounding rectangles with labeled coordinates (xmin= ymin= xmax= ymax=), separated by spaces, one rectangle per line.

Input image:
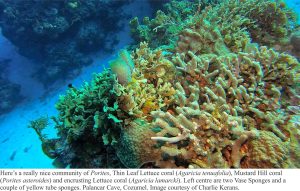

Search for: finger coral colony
xmin=30 ymin=0 xmax=300 ymax=168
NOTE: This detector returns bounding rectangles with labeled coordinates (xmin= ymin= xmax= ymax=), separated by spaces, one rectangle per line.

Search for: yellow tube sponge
xmin=110 ymin=49 xmax=134 ymax=85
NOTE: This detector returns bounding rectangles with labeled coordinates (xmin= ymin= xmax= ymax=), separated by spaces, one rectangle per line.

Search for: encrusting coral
xmin=241 ymin=130 xmax=291 ymax=168
xmin=31 ymin=0 xmax=300 ymax=168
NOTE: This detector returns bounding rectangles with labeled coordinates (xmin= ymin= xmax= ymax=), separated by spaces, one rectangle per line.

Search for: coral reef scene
xmin=0 ymin=0 xmax=299 ymax=169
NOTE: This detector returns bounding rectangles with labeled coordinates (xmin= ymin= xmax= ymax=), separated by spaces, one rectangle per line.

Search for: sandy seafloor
xmin=0 ymin=0 xmax=299 ymax=168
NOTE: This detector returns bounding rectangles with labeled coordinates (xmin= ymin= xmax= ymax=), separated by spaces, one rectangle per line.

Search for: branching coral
xmin=176 ymin=25 xmax=230 ymax=55
xmin=150 ymin=39 xmax=299 ymax=168
xmin=131 ymin=0 xmax=297 ymax=53
xmin=31 ymin=0 xmax=300 ymax=169
xmin=200 ymin=0 xmax=297 ymax=49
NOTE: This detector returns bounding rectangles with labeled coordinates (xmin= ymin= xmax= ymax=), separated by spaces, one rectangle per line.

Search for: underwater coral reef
xmin=0 ymin=59 xmax=24 ymax=115
xmin=0 ymin=0 xmax=131 ymax=85
xmin=30 ymin=0 xmax=300 ymax=168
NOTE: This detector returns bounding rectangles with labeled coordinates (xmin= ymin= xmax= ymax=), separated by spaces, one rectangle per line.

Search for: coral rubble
xmin=31 ymin=0 xmax=300 ymax=168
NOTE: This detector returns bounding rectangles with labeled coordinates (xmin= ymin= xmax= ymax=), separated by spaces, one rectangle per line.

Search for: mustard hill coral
xmin=242 ymin=131 xmax=291 ymax=168
xmin=114 ymin=119 xmax=162 ymax=168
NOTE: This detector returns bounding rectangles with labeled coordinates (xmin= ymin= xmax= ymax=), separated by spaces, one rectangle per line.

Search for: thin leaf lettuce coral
xmin=115 ymin=42 xmax=176 ymax=120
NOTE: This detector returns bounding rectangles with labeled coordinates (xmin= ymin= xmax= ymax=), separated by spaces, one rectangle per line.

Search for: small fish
xmin=9 ymin=150 xmax=17 ymax=161
xmin=1 ymin=137 xmax=9 ymax=144
xmin=23 ymin=145 xmax=33 ymax=153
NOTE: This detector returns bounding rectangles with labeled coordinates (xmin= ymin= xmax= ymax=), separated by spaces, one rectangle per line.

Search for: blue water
xmin=0 ymin=0 xmax=299 ymax=168
xmin=0 ymin=0 xmax=153 ymax=168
